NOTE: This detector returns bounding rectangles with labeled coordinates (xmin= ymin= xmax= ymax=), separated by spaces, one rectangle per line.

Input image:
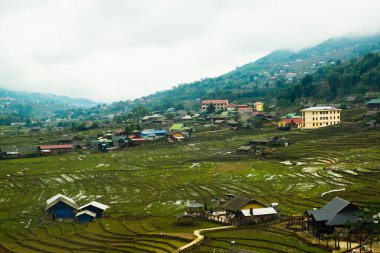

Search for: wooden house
xmin=226 ymin=103 xmax=237 ymax=111
xmin=45 ymin=194 xmax=78 ymax=219
xmin=129 ymin=135 xmax=146 ymax=145
xmin=367 ymin=99 xmax=380 ymax=111
xmin=0 ymin=151 xmax=21 ymax=159
xmin=75 ymin=210 xmax=96 ymax=223
xmin=237 ymin=146 xmax=255 ymax=154
xmin=306 ymin=197 xmax=360 ymax=235
xmin=237 ymin=104 xmax=252 ymax=112
xmin=166 ymin=131 xmax=188 ymax=142
xmin=79 ymin=201 xmax=109 ymax=218
xmin=176 ymin=212 xmax=196 ymax=226
xmin=58 ymin=135 xmax=77 ymax=145
xmin=278 ymin=118 xmax=302 ymax=129
xmin=39 ymin=145 xmax=73 ymax=155
xmin=222 ymin=196 xmax=277 ymax=225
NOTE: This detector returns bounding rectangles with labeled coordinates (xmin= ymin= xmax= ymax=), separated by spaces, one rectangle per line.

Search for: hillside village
xmin=0 ymin=37 xmax=380 ymax=252
xmin=1 ymin=97 xmax=379 ymax=159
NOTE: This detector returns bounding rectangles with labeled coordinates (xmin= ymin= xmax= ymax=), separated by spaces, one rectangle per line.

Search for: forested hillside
xmin=277 ymin=52 xmax=380 ymax=104
xmin=142 ymin=34 xmax=380 ymax=110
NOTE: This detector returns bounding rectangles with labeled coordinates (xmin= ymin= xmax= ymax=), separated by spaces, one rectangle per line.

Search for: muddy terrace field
xmin=0 ymin=123 xmax=379 ymax=252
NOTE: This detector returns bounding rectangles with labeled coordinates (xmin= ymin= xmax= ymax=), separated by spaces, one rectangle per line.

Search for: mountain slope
xmin=0 ymin=88 xmax=98 ymax=108
xmin=143 ymin=34 xmax=380 ymax=109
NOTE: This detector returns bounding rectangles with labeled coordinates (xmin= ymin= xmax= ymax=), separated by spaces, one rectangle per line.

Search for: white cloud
xmin=0 ymin=0 xmax=379 ymax=102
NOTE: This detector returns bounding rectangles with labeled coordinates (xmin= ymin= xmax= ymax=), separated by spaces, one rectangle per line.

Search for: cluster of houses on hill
xmin=45 ymin=194 xmax=109 ymax=223
xmin=3 ymin=98 xmax=379 ymax=160
xmin=178 ymin=194 xmax=279 ymax=227
xmin=201 ymin=100 xmax=264 ymax=112
xmin=0 ymin=123 xmax=193 ymax=158
xmin=201 ymin=99 xmax=345 ymax=130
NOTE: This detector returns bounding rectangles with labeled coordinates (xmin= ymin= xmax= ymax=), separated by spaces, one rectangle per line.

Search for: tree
xmin=327 ymin=71 xmax=342 ymax=89
xmin=301 ymin=74 xmax=314 ymax=97
xmin=125 ymin=123 xmax=140 ymax=135
xmin=164 ymin=112 xmax=175 ymax=120
xmin=275 ymin=78 xmax=286 ymax=88
xmin=174 ymin=103 xmax=185 ymax=111
xmin=128 ymin=105 xmax=150 ymax=120
xmin=25 ymin=119 xmax=33 ymax=127
xmin=206 ymin=103 xmax=216 ymax=114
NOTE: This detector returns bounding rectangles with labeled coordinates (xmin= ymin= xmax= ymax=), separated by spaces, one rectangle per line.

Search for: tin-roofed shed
xmin=79 ymin=201 xmax=109 ymax=218
xmin=45 ymin=194 xmax=78 ymax=219
xmin=75 ymin=210 xmax=96 ymax=223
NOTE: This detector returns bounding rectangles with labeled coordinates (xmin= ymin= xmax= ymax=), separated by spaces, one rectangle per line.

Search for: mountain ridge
xmin=0 ymin=87 xmax=98 ymax=108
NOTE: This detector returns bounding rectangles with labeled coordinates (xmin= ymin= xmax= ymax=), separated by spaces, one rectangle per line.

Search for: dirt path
xmin=176 ymin=225 xmax=234 ymax=252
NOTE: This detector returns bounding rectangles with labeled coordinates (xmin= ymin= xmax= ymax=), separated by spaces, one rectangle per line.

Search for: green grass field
xmin=0 ymin=122 xmax=379 ymax=252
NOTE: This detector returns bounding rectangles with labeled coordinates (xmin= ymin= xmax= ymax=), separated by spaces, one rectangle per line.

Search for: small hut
xmin=187 ymin=202 xmax=205 ymax=216
xmin=79 ymin=201 xmax=109 ymax=218
xmin=176 ymin=213 xmax=196 ymax=227
xmin=45 ymin=194 xmax=78 ymax=219
xmin=75 ymin=210 xmax=96 ymax=223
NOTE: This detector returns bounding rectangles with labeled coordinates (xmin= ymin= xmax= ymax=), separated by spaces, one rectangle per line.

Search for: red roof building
xmin=278 ymin=118 xmax=302 ymax=129
xmin=201 ymin=100 xmax=229 ymax=111
xmin=39 ymin=145 xmax=73 ymax=155
xmin=237 ymin=104 xmax=252 ymax=111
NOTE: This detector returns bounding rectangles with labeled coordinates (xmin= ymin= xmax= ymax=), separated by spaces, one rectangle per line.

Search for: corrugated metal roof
xmin=45 ymin=194 xmax=78 ymax=211
xmin=75 ymin=210 xmax=96 ymax=218
xmin=325 ymin=211 xmax=358 ymax=226
xmin=188 ymin=203 xmax=204 ymax=208
xmin=39 ymin=145 xmax=73 ymax=149
xmin=367 ymin=99 xmax=380 ymax=104
xmin=222 ymin=196 xmax=253 ymax=212
xmin=141 ymin=130 xmax=167 ymax=135
xmin=307 ymin=197 xmax=358 ymax=226
xmin=241 ymin=207 xmax=277 ymax=216
xmin=79 ymin=201 xmax=109 ymax=211
xmin=202 ymin=100 xmax=228 ymax=104
xmin=281 ymin=118 xmax=302 ymax=124
xmin=301 ymin=106 xmax=341 ymax=111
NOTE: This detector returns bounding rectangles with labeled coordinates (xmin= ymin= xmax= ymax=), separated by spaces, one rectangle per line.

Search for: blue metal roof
xmin=141 ymin=130 xmax=167 ymax=135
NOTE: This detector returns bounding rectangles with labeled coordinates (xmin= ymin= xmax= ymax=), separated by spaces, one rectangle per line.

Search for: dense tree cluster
xmin=277 ymin=53 xmax=380 ymax=102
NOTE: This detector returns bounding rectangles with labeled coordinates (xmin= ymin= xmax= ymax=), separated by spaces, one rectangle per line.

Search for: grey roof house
xmin=306 ymin=197 xmax=359 ymax=235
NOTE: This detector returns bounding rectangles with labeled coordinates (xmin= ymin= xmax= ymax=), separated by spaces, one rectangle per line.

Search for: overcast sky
xmin=0 ymin=0 xmax=379 ymax=103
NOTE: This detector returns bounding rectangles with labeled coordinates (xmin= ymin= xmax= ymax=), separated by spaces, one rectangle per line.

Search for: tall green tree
xmin=206 ymin=103 xmax=216 ymax=114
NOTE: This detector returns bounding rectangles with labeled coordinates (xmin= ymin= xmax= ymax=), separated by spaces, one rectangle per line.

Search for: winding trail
xmin=176 ymin=225 xmax=235 ymax=252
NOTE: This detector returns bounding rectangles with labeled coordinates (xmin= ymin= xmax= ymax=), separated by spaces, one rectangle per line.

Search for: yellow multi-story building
xmin=254 ymin=101 xmax=264 ymax=112
xmin=300 ymin=106 xmax=341 ymax=129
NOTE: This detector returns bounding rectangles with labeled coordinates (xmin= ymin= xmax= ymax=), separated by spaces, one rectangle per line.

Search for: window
xmin=313 ymin=123 xmax=315 ymax=126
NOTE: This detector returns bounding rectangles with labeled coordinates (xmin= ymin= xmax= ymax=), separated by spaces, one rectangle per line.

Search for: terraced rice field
xmin=198 ymin=226 xmax=329 ymax=253
xmin=0 ymin=123 xmax=379 ymax=252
